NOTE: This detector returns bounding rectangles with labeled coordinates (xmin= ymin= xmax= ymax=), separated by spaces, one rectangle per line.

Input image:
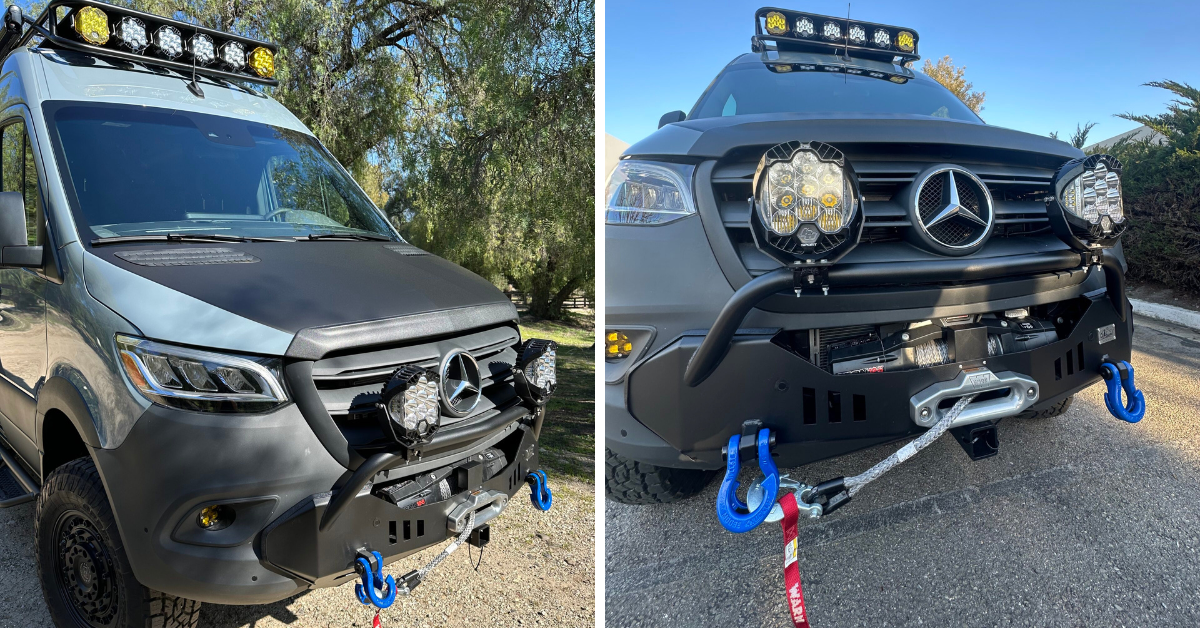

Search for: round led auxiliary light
xmin=515 ymin=339 xmax=558 ymax=406
xmin=750 ymin=140 xmax=864 ymax=267
xmin=378 ymin=365 xmax=441 ymax=446
xmin=1047 ymin=153 xmax=1128 ymax=251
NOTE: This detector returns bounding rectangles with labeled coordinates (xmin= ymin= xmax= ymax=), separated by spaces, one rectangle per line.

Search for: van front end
xmin=604 ymin=23 xmax=1136 ymax=504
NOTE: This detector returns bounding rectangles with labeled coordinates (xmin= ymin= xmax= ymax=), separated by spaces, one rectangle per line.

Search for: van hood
xmin=83 ymin=241 xmax=516 ymax=357
xmin=625 ymin=113 xmax=1082 ymax=163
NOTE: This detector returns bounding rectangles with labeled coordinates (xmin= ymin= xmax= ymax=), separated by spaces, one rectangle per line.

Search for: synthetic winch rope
xmin=843 ymin=393 xmax=977 ymax=497
xmin=400 ymin=510 xmax=476 ymax=594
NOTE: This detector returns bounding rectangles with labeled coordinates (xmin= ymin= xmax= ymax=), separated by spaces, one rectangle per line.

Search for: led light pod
xmin=378 ymin=365 xmax=441 ymax=446
xmin=189 ymin=33 xmax=216 ymax=65
xmin=515 ymin=339 xmax=558 ymax=405
xmin=248 ymin=46 xmax=275 ymax=78
xmin=220 ymin=40 xmax=245 ymax=70
xmin=750 ymin=141 xmax=863 ymax=267
xmin=848 ymin=25 xmax=866 ymax=44
xmin=896 ymin=31 xmax=916 ymax=52
xmin=114 ymin=16 xmax=147 ymax=52
xmin=606 ymin=330 xmax=634 ymax=361
xmin=794 ymin=17 xmax=815 ymax=38
xmin=1048 ymin=153 xmax=1128 ymax=251
xmin=872 ymin=28 xmax=891 ymax=48
xmin=764 ymin=11 xmax=789 ymax=35
xmin=154 ymin=25 xmax=183 ymax=59
xmin=821 ymin=21 xmax=842 ymax=41
xmin=73 ymin=6 xmax=109 ymax=45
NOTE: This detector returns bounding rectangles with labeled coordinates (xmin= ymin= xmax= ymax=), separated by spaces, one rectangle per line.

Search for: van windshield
xmin=44 ymin=102 xmax=397 ymax=242
xmin=689 ymin=63 xmax=981 ymax=123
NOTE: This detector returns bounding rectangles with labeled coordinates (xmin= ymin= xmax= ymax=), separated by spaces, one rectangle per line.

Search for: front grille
xmin=709 ymin=144 xmax=1058 ymax=278
xmin=310 ymin=325 xmax=522 ymax=454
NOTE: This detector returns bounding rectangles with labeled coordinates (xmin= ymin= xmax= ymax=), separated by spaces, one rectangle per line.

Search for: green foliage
xmin=1102 ymin=81 xmax=1200 ymax=295
xmin=1049 ymin=121 xmax=1096 ymax=149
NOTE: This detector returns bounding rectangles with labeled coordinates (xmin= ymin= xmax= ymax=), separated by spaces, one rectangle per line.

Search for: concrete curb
xmin=1130 ymin=298 xmax=1200 ymax=332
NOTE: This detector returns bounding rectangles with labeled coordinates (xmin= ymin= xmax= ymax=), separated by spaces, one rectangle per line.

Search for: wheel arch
xmin=36 ymin=375 xmax=102 ymax=482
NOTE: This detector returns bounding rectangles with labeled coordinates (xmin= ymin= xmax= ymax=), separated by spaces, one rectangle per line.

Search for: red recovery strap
xmin=779 ymin=492 xmax=811 ymax=628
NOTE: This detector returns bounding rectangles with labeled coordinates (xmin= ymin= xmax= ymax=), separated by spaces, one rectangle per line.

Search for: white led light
xmin=873 ymin=28 xmax=891 ymax=48
xmin=848 ymin=25 xmax=866 ymax=44
xmin=220 ymin=40 xmax=245 ymax=70
xmin=396 ymin=375 xmax=439 ymax=432
xmin=822 ymin=21 xmax=841 ymax=40
xmin=154 ymin=25 xmax=183 ymax=59
xmin=794 ymin=17 xmax=814 ymax=37
xmin=189 ymin=33 xmax=215 ymax=65
xmin=1065 ymin=161 xmax=1123 ymax=229
xmin=525 ymin=350 xmax=557 ymax=390
xmin=115 ymin=16 xmax=147 ymax=52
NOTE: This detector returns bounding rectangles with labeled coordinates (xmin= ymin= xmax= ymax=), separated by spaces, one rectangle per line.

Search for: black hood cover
xmin=92 ymin=241 xmax=512 ymax=336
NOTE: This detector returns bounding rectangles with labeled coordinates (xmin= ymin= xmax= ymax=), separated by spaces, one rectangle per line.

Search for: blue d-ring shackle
xmin=354 ymin=551 xmax=397 ymax=609
xmin=526 ymin=469 xmax=553 ymax=511
xmin=716 ymin=428 xmax=779 ymax=533
xmin=1101 ymin=360 xmax=1146 ymax=423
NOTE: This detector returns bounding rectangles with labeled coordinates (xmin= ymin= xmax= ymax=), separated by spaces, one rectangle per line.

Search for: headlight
xmin=154 ymin=26 xmax=183 ymax=59
xmin=515 ymin=339 xmax=557 ymax=405
xmin=116 ymin=335 xmax=287 ymax=413
xmin=1047 ymin=154 xmax=1128 ymax=250
xmin=378 ymin=366 xmax=440 ymax=445
xmin=220 ymin=41 xmax=246 ymax=70
xmin=605 ymin=161 xmax=696 ymax=225
xmin=114 ymin=16 xmax=148 ymax=52
xmin=189 ymin=33 xmax=216 ymax=65
xmin=751 ymin=141 xmax=863 ymax=267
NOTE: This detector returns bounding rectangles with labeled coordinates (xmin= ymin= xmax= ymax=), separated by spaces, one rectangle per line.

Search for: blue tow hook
xmin=717 ymin=428 xmax=779 ymax=533
xmin=526 ymin=469 xmax=553 ymax=511
xmin=1101 ymin=360 xmax=1145 ymax=423
xmin=354 ymin=551 xmax=397 ymax=609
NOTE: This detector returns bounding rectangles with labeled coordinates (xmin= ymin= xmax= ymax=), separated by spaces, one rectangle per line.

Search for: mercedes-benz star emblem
xmin=925 ymin=170 xmax=988 ymax=229
xmin=440 ymin=349 xmax=482 ymax=417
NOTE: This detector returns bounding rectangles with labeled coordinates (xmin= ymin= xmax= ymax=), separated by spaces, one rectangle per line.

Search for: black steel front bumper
xmin=619 ymin=289 xmax=1131 ymax=470
xmin=258 ymin=424 xmax=539 ymax=589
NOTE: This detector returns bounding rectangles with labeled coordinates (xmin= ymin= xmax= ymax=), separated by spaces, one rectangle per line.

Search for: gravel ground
xmin=0 ymin=478 xmax=594 ymax=628
xmin=607 ymin=316 xmax=1200 ymax=627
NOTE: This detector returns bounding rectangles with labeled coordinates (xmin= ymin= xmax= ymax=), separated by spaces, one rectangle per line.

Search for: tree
xmin=1102 ymin=81 xmax=1200 ymax=295
xmin=922 ymin=55 xmax=985 ymax=113
xmin=1049 ymin=122 xmax=1097 ymax=148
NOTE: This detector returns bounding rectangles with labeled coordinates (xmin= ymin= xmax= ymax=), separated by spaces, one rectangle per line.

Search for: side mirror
xmin=0 ymin=191 xmax=41 ymax=268
xmin=658 ymin=110 xmax=686 ymax=128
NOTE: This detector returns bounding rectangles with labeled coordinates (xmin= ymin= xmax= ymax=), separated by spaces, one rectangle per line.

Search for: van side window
xmin=1 ymin=120 xmax=39 ymax=245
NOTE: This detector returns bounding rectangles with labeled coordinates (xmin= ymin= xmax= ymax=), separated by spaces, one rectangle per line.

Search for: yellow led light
xmin=796 ymin=201 xmax=818 ymax=221
xmin=800 ymin=183 xmax=815 ymax=197
xmin=889 ymin=76 xmax=908 ymax=84
xmin=606 ymin=330 xmax=634 ymax=361
xmin=818 ymin=210 xmax=844 ymax=233
xmin=73 ymin=6 xmax=110 ymax=46
xmin=896 ymin=31 xmax=915 ymax=53
xmin=778 ymin=193 xmax=795 ymax=209
xmin=248 ymin=46 xmax=275 ymax=78
xmin=770 ymin=211 xmax=798 ymax=234
xmin=821 ymin=193 xmax=839 ymax=208
xmin=765 ymin=11 xmax=788 ymax=35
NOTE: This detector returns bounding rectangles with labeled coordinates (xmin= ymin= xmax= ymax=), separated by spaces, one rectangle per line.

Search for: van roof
xmin=21 ymin=47 xmax=310 ymax=134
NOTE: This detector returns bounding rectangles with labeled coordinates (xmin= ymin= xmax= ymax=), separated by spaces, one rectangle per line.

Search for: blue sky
xmin=605 ymin=0 xmax=1200 ymax=146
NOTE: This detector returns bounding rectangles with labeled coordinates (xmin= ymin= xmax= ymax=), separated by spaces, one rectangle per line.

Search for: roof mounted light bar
xmin=0 ymin=0 xmax=279 ymax=86
xmin=751 ymin=7 xmax=920 ymax=65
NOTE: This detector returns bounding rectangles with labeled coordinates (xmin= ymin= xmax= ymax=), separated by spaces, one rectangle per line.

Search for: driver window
xmin=0 ymin=120 xmax=38 ymax=245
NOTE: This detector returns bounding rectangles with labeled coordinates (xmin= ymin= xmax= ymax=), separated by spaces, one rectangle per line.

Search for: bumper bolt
xmin=1028 ymin=387 xmax=1036 ymax=397
xmin=901 ymin=333 xmax=910 ymax=341
xmin=920 ymin=407 xmax=931 ymax=419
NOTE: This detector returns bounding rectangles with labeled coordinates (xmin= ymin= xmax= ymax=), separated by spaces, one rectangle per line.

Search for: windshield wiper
xmin=298 ymin=233 xmax=393 ymax=242
xmin=90 ymin=233 xmax=292 ymax=246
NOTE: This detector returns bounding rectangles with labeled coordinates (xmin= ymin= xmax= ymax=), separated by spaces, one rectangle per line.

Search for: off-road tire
xmin=35 ymin=457 xmax=201 ymax=628
xmin=1015 ymin=395 xmax=1073 ymax=420
xmin=605 ymin=448 xmax=716 ymax=505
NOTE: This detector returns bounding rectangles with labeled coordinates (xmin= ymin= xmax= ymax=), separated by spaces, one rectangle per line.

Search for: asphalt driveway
xmin=606 ymin=316 xmax=1200 ymax=627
